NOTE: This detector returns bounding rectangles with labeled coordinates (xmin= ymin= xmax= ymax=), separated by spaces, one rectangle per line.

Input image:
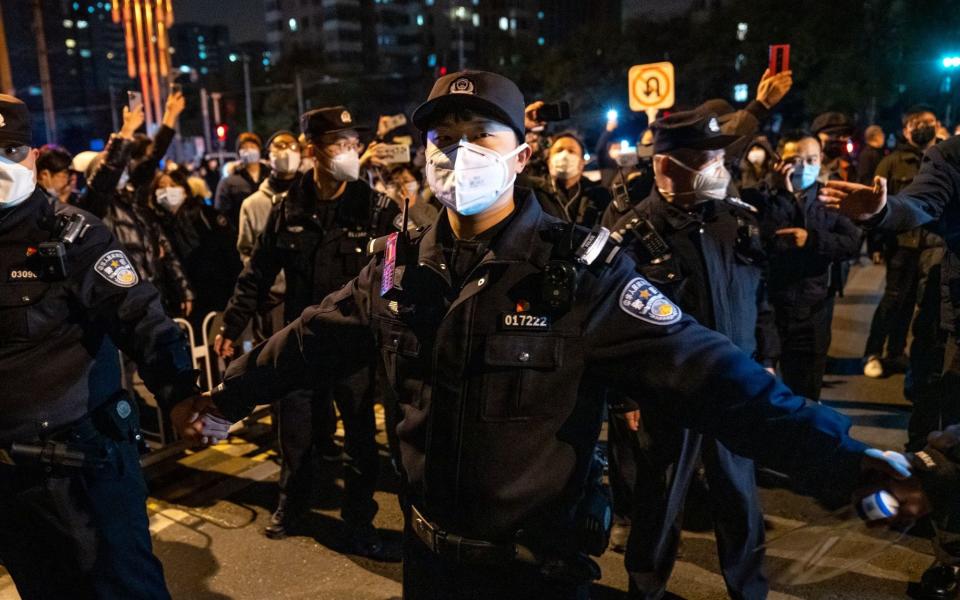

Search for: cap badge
xmin=341 ymin=110 xmax=352 ymax=124
xmin=708 ymin=117 xmax=720 ymax=133
xmin=449 ymin=78 xmax=475 ymax=95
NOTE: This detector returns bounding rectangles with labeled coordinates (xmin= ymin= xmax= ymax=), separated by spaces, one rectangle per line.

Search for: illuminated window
xmin=498 ymin=16 xmax=508 ymax=31
xmin=80 ymin=49 xmax=92 ymax=58
xmin=63 ymin=19 xmax=74 ymax=28
xmin=537 ymin=37 xmax=544 ymax=46
xmin=416 ymin=14 xmax=423 ymax=26
xmin=472 ymin=13 xmax=479 ymax=26
xmin=65 ymin=39 xmax=77 ymax=48
xmin=288 ymin=18 xmax=298 ymax=31
xmin=733 ymin=83 xmax=748 ymax=102
xmin=77 ymin=20 xmax=88 ymax=28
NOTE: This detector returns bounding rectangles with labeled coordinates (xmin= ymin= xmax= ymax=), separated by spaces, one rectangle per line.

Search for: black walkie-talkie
xmin=611 ymin=169 xmax=631 ymax=212
xmin=611 ymin=216 xmax=671 ymax=265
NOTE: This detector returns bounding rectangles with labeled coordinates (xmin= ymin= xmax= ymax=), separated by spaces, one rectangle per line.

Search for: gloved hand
xmin=199 ymin=412 xmax=233 ymax=445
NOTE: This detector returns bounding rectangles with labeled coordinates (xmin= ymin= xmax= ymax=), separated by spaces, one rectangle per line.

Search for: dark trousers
xmin=775 ymin=299 xmax=834 ymax=401
xmin=607 ymin=408 xmax=652 ymax=526
xmin=907 ymin=248 xmax=948 ymax=451
xmin=865 ymin=246 xmax=921 ymax=359
xmin=0 ymin=424 xmax=169 ymax=600
xmin=625 ymin=420 xmax=767 ymax=600
xmin=402 ymin=526 xmax=590 ymax=600
xmin=277 ymin=364 xmax=380 ymax=525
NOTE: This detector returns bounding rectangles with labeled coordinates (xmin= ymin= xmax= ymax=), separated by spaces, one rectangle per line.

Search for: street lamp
xmin=942 ymin=56 xmax=960 ymax=69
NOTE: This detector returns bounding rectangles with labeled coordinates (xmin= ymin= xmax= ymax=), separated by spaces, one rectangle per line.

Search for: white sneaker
xmin=863 ymin=356 xmax=884 ymax=378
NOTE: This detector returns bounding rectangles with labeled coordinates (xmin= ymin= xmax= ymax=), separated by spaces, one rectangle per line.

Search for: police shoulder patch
xmin=94 ymin=250 xmax=139 ymax=288
xmin=619 ymin=277 xmax=681 ymax=325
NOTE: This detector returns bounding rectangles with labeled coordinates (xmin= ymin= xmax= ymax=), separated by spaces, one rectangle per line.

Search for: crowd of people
xmin=4 ymin=63 xmax=960 ymax=600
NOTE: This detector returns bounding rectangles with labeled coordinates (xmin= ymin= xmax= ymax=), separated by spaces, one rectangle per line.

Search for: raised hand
xmin=819 ymin=177 xmax=887 ymax=221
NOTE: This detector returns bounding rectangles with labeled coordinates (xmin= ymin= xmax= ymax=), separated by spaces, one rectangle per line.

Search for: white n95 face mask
xmin=324 ymin=149 xmax=360 ymax=182
xmin=658 ymin=155 xmax=731 ymax=202
xmin=0 ymin=158 xmax=36 ymax=208
xmin=425 ymin=139 xmax=528 ymax=216
xmin=156 ymin=186 xmax=186 ymax=211
xmin=549 ymin=150 xmax=579 ymax=180
xmin=270 ymin=149 xmax=301 ymax=174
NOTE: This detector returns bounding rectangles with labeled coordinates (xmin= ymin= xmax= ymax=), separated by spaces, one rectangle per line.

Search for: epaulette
xmin=367 ymin=225 xmax=429 ymax=255
xmin=725 ymin=196 xmax=758 ymax=214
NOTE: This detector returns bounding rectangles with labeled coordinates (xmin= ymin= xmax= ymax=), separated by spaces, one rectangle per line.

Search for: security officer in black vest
xmin=213 ymin=106 xmax=398 ymax=555
xmin=179 ymin=72 xmax=921 ymax=600
xmin=610 ymin=110 xmax=778 ymax=599
xmin=0 ymin=94 xmax=198 ymax=599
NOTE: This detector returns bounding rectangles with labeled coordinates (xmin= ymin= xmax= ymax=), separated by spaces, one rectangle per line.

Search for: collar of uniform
xmin=654 ymin=192 xmax=718 ymax=231
xmin=0 ymin=187 xmax=52 ymax=234
xmin=417 ymin=189 xmax=548 ymax=273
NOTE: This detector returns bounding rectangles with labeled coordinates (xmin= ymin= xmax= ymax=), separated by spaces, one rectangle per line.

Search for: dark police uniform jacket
xmin=613 ymin=193 xmax=775 ymax=361
xmin=869 ymin=136 xmax=960 ymax=337
xmin=0 ymin=188 xmax=195 ymax=445
xmin=210 ymin=192 xmax=868 ymax=551
xmin=531 ymin=175 xmax=612 ymax=228
xmin=221 ymin=174 xmax=399 ymax=341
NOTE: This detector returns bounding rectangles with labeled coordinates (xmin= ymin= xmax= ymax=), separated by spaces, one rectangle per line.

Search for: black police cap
xmin=0 ymin=94 xmax=32 ymax=147
xmin=300 ymin=106 xmax=368 ymax=142
xmin=651 ymin=109 xmax=739 ymax=154
xmin=412 ymin=70 xmax=526 ymax=142
xmin=811 ymin=111 xmax=853 ymax=136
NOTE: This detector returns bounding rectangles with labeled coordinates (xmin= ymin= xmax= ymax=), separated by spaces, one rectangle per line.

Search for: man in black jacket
xmin=0 ymin=94 xmax=200 ymax=600
xmin=177 ymin=71 xmax=923 ymax=600
xmin=611 ymin=110 xmax=778 ymax=600
xmin=214 ymin=106 xmax=398 ymax=556
xmin=822 ymin=140 xmax=960 ymax=598
xmin=531 ymin=132 xmax=612 ymax=228
xmin=864 ymin=105 xmax=943 ymax=381
xmin=766 ymin=132 xmax=862 ymax=400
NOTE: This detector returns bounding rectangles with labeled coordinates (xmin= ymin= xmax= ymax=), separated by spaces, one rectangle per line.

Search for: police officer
xmin=610 ymin=110 xmax=776 ymax=600
xmin=213 ymin=106 xmax=397 ymax=556
xmin=0 ymin=94 xmax=198 ymax=599
xmin=181 ymin=71 xmax=918 ymax=600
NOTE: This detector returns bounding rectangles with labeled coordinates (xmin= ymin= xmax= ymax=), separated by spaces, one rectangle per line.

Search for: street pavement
xmin=0 ymin=259 xmax=939 ymax=599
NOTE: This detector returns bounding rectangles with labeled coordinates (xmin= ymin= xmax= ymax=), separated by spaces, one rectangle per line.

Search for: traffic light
xmin=216 ymin=123 xmax=228 ymax=143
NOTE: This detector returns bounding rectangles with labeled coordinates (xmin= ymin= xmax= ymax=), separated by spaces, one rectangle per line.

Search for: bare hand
xmin=162 ymin=91 xmax=186 ymax=128
xmin=928 ymin=424 xmax=960 ymax=452
xmin=819 ymin=177 xmax=887 ymax=221
xmin=775 ymin=227 xmax=809 ymax=248
xmin=623 ymin=410 xmax=640 ymax=432
xmin=169 ymin=394 xmax=214 ymax=444
xmin=213 ymin=334 xmax=235 ymax=359
xmin=771 ymin=160 xmax=795 ymax=193
xmin=119 ymin=105 xmax=145 ymax=139
xmin=525 ymin=100 xmax=546 ymax=132
xmin=756 ymin=68 xmax=793 ymax=109
xmin=765 ymin=367 xmax=776 ymax=376
xmin=360 ymin=141 xmax=385 ymax=168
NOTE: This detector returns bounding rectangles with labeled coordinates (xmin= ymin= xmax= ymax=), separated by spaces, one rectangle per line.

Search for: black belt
xmin=410 ymin=504 xmax=539 ymax=566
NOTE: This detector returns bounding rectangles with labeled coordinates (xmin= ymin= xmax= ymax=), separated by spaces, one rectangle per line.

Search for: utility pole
xmin=242 ymin=54 xmax=253 ymax=133
xmin=30 ymin=0 xmax=57 ymax=143
xmin=294 ymin=69 xmax=304 ymax=118
xmin=200 ymin=87 xmax=212 ymax=155
xmin=210 ymin=91 xmax=224 ymax=165
xmin=0 ymin=2 xmax=14 ymax=95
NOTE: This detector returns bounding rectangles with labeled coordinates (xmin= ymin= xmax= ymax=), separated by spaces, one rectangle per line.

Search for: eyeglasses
xmin=270 ymin=140 xmax=300 ymax=151
xmin=0 ymin=145 xmax=30 ymax=163
xmin=323 ymin=140 xmax=361 ymax=154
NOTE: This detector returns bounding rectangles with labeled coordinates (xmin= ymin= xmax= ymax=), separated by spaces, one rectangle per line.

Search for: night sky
xmin=172 ymin=0 xmax=266 ymax=44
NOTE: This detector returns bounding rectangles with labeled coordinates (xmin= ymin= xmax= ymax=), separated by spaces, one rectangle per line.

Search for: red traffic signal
xmin=216 ymin=123 xmax=228 ymax=142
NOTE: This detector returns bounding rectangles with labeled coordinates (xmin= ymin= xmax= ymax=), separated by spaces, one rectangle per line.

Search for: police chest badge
xmin=94 ymin=250 xmax=139 ymax=288
xmin=619 ymin=277 xmax=681 ymax=325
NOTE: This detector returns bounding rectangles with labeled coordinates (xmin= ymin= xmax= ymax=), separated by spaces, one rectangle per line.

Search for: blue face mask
xmin=791 ymin=164 xmax=820 ymax=190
